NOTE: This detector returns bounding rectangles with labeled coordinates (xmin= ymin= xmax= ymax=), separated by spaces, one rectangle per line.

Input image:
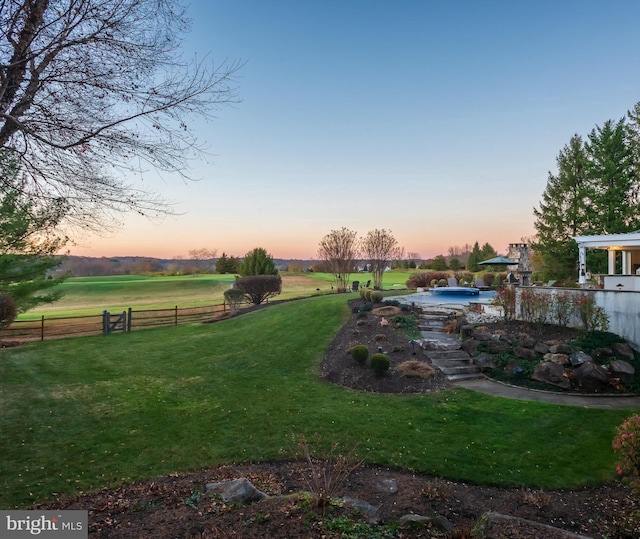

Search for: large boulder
xmin=610 ymin=359 xmax=636 ymax=382
xmin=461 ymin=339 xmax=480 ymax=356
xmin=531 ymin=362 xmax=570 ymax=389
xmin=549 ymin=343 xmax=573 ymax=355
xmin=613 ymin=342 xmax=636 ymax=362
xmin=484 ymin=340 xmax=511 ymax=354
xmin=533 ymin=341 xmax=550 ymax=355
xmin=205 ymin=478 xmax=268 ymax=504
xmin=569 ymin=351 xmax=592 ymax=367
xmin=573 ymin=361 xmax=610 ymax=391
xmin=471 ymin=330 xmax=494 ymax=342
xmin=473 ymin=353 xmax=496 ymax=370
xmin=514 ymin=346 xmax=539 ymax=361
xmin=519 ymin=336 xmax=537 ymax=349
xmin=543 ymin=353 xmax=570 ymax=366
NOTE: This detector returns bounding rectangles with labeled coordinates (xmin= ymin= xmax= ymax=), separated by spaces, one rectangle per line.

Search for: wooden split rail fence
xmin=2 ymin=303 xmax=231 ymax=342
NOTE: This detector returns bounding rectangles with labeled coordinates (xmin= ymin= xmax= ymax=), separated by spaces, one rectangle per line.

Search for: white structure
xmin=573 ymin=230 xmax=640 ymax=290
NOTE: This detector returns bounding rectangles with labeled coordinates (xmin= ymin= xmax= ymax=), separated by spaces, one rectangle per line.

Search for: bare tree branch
xmin=0 ymin=0 xmax=241 ymax=230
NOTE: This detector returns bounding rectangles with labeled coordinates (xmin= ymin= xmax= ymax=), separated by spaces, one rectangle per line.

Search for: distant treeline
xmin=53 ymin=256 xmax=315 ymax=277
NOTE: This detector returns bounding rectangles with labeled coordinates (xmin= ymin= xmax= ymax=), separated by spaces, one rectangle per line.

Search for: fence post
xmin=40 ymin=315 xmax=45 ymax=341
xmin=174 ymin=305 xmax=178 ymax=325
xmin=121 ymin=311 xmax=126 ymax=332
xmin=103 ymin=310 xmax=110 ymax=334
xmin=127 ymin=307 xmax=132 ymax=332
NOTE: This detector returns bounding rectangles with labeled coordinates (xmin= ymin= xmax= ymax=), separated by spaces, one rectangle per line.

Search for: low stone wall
xmin=514 ymin=287 xmax=640 ymax=351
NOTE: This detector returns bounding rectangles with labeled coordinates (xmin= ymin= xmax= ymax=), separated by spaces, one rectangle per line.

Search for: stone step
xmin=447 ymin=372 xmax=485 ymax=382
xmin=426 ymin=349 xmax=470 ymax=360
xmin=418 ymin=321 xmax=448 ymax=330
xmin=430 ymin=358 xmax=475 ymax=369
xmin=436 ymin=364 xmax=480 ymax=375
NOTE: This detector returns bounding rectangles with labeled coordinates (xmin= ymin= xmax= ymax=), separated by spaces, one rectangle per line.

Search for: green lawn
xmin=0 ymin=294 xmax=635 ymax=509
xmin=20 ymin=270 xmax=416 ymax=318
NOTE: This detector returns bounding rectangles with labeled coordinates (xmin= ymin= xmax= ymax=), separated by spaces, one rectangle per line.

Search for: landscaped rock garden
xmin=457 ymin=318 xmax=640 ymax=393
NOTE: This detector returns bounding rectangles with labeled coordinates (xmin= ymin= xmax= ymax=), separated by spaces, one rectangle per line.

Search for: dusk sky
xmin=69 ymin=1 xmax=640 ymax=261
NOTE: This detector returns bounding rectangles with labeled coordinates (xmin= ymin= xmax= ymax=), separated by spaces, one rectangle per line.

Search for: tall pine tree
xmin=532 ymin=135 xmax=589 ymax=279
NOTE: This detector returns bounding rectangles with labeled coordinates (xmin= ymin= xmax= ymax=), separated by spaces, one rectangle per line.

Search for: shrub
xmin=370 ymin=353 xmax=390 ymax=376
xmin=406 ymin=271 xmax=449 ymax=289
xmin=369 ymin=290 xmax=383 ymax=303
xmin=391 ymin=314 xmax=420 ymax=338
xmin=0 ymin=293 xmax=17 ymax=328
xmin=454 ymin=271 xmax=474 ymax=284
xmin=482 ymin=272 xmax=495 ymax=287
xmin=350 ymin=345 xmax=369 ymax=365
xmin=297 ymin=439 xmax=363 ymax=509
xmin=551 ymin=291 xmax=573 ymax=327
xmin=359 ymin=302 xmax=373 ymax=312
xmin=519 ymin=289 xmax=552 ymax=327
xmin=383 ymin=299 xmax=400 ymax=307
xmin=437 ymin=278 xmax=447 ymax=286
xmin=223 ymin=287 xmax=246 ymax=312
xmin=574 ymin=293 xmax=609 ymax=332
xmin=372 ymin=306 xmax=401 ymax=317
xmin=405 ymin=272 xmax=431 ymax=289
xmin=397 ymin=360 xmax=434 ymax=379
xmin=492 ymin=287 xmax=515 ymax=320
xmin=235 ymin=275 xmax=282 ymax=305
xmin=613 ymin=415 xmax=640 ymax=494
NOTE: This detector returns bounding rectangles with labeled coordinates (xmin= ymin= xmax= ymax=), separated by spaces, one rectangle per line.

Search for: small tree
xmin=467 ymin=242 xmax=481 ymax=272
xmin=431 ymin=255 xmax=448 ymax=271
xmin=238 ymin=248 xmax=278 ymax=276
xmin=317 ymin=228 xmax=359 ymax=293
xmin=361 ymin=229 xmax=402 ymax=290
xmin=187 ymin=248 xmax=218 ymax=274
xmin=216 ymin=252 xmax=239 ymax=274
xmin=448 ymin=257 xmax=461 ymax=271
xmin=235 ymin=275 xmax=282 ymax=305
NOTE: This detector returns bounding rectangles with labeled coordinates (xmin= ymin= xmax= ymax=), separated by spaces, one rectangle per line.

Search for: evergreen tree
xmin=216 ymin=252 xmax=239 ymax=274
xmin=586 ymin=119 xmax=638 ymax=234
xmin=0 ymin=155 xmax=68 ymax=312
xmin=532 ymin=135 xmax=589 ymax=279
xmin=480 ymin=243 xmax=498 ymax=262
xmin=467 ymin=242 xmax=481 ymax=272
xmin=237 ymin=247 xmax=277 ymax=276
xmin=431 ymin=255 xmax=448 ymax=271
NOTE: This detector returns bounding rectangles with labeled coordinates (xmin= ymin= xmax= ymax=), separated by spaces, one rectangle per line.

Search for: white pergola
xmin=573 ymin=230 xmax=640 ymax=286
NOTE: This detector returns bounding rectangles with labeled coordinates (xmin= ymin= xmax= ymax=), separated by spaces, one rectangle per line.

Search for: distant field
xmin=21 ymin=270 xmax=415 ymax=319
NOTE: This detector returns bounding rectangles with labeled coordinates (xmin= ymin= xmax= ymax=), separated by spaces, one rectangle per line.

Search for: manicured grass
xmin=1 ymin=294 xmax=634 ymax=509
xmin=20 ymin=270 xmax=417 ymax=319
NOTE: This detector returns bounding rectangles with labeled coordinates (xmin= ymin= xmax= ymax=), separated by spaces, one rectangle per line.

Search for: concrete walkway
xmin=456 ymin=377 xmax=640 ymax=409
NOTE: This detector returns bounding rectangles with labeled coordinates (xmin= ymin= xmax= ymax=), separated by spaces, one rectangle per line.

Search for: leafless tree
xmin=0 ymin=0 xmax=241 ymax=230
xmin=361 ymin=229 xmax=402 ymax=290
xmin=317 ymin=227 xmax=359 ymax=293
xmin=188 ymin=247 xmax=217 ymax=273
